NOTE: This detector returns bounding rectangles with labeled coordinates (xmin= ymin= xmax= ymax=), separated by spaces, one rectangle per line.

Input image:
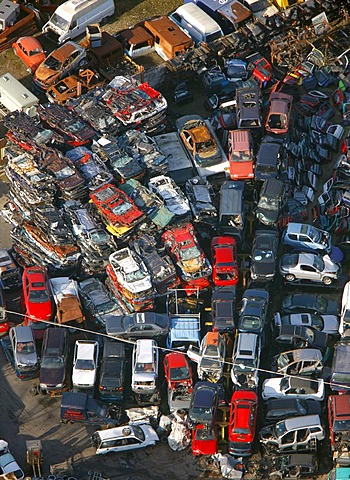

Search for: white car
xmin=340 ymin=281 xmax=350 ymax=335
xmin=273 ymin=312 xmax=339 ymax=336
xmin=72 ymin=340 xmax=99 ymax=389
xmin=279 ymin=252 xmax=340 ymax=285
xmin=262 ymin=377 xmax=325 ymax=401
xmin=92 ymin=423 xmax=159 ymax=455
xmin=148 ymin=175 xmax=191 ymax=217
xmin=131 ymin=339 xmax=159 ymax=395
xmin=187 ymin=331 xmax=226 ymax=382
xmin=0 ymin=440 xmax=24 ymax=479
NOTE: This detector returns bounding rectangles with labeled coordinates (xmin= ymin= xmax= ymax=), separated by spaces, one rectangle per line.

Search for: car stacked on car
xmin=1 ymin=4 xmax=350 ymax=476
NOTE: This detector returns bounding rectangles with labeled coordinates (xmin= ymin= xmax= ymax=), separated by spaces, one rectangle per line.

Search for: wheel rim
xmin=286 ymin=274 xmax=295 ymax=282
xmin=323 ymin=277 xmax=332 ymax=285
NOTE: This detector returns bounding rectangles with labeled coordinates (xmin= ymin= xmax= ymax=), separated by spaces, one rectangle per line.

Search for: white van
xmin=42 ymin=0 xmax=114 ymax=44
xmin=169 ymin=3 xmax=223 ymax=45
xmin=0 ymin=72 xmax=38 ymax=117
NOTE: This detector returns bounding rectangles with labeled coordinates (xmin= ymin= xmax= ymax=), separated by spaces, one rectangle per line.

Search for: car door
xmin=280 ymin=430 xmax=296 ymax=450
xmin=296 ymin=428 xmax=310 ymax=448
xmin=299 ymin=264 xmax=320 ymax=281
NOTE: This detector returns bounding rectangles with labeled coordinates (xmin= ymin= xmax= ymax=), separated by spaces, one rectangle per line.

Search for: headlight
xmin=55 ymin=383 xmax=63 ymax=389
xmin=40 ymin=384 xmax=47 ymax=389
xmin=251 ymin=272 xmax=257 ymax=279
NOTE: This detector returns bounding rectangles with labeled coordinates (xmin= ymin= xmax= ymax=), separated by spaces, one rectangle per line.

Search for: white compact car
xmin=92 ymin=423 xmax=159 ymax=455
xmin=273 ymin=312 xmax=339 ymax=336
xmin=279 ymin=252 xmax=340 ymax=285
xmin=72 ymin=340 xmax=99 ymax=389
xmin=131 ymin=339 xmax=159 ymax=395
xmin=262 ymin=377 xmax=325 ymax=401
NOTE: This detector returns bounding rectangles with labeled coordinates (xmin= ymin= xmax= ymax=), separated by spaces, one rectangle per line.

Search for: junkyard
xmin=1 ymin=0 xmax=350 ymax=479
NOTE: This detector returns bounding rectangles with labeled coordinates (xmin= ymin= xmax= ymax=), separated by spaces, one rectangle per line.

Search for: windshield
xmin=274 ymin=420 xmax=287 ymax=437
xmin=16 ymin=341 xmax=35 ymax=354
xmin=133 ymin=425 xmax=145 ymax=441
xmin=41 ymin=356 xmax=64 ymax=368
xmin=135 ymin=362 xmax=154 ymax=373
xmin=179 ymin=246 xmax=200 ymax=262
xmin=170 ymin=366 xmax=190 ymax=381
xmin=240 ymin=316 xmax=262 ymax=330
xmin=258 ymin=196 xmax=279 ymax=210
xmin=125 ymin=269 xmax=146 ymax=283
xmin=29 ymin=289 xmax=49 ymax=303
xmin=309 ymin=314 xmax=324 ymax=329
xmin=90 ymin=230 xmax=110 ymax=243
xmin=56 ymin=166 xmax=75 ymax=179
xmin=75 ymin=359 xmax=94 ymax=370
xmin=191 ymin=407 xmax=212 ymax=421
xmin=49 ymin=13 xmax=70 ymax=31
xmin=253 ymin=248 xmax=274 ymax=262
xmin=313 ymin=256 xmax=324 ymax=271
xmin=333 ymin=419 xmax=350 ymax=431
xmin=112 ymin=201 xmax=132 ymax=216
xmin=235 ymin=359 xmax=255 ymax=370
xmin=332 ymin=373 xmax=350 ymax=385
xmin=96 ymin=300 xmax=116 ymax=314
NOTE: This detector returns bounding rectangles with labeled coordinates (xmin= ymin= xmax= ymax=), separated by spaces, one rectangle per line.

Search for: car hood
xmin=72 ymin=369 xmax=96 ymax=386
xmin=252 ymin=260 xmax=275 ymax=276
xmin=34 ymin=64 xmax=59 ymax=87
xmin=139 ymin=423 xmax=159 ymax=442
xmin=262 ymin=378 xmax=281 ymax=397
xmin=16 ymin=351 xmax=38 ymax=367
xmin=133 ymin=372 xmax=155 ymax=383
xmin=321 ymin=315 xmax=339 ymax=335
xmin=180 ymin=255 xmax=205 ymax=273
xmin=256 ymin=206 xmax=279 ymax=224
xmin=123 ymin=276 xmax=153 ymax=294
xmin=323 ymin=256 xmax=340 ymax=274
xmin=27 ymin=303 xmax=52 ymax=321
xmin=40 ymin=366 xmax=65 ymax=386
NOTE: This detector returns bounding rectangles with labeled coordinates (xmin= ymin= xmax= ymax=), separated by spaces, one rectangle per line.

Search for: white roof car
xmin=262 ymin=377 xmax=325 ymax=401
xmin=0 ymin=440 xmax=24 ymax=479
xmin=274 ymin=312 xmax=339 ymax=335
xmin=72 ymin=340 xmax=99 ymax=389
xmin=231 ymin=332 xmax=260 ymax=388
xmin=280 ymin=253 xmax=340 ymax=285
xmin=109 ymin=248 xmax=153 ymax=295
xmin=148 ymin=175 xmax=191 ymax=217
xmin=131 ymin=339 xmax=159 ymax=395
xmin=92 ymin=423 xmax=159 ymax=455
xmin=340 ymin=281 xmax=350 ymax=335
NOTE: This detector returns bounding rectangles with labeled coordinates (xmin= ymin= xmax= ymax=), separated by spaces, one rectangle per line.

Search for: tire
xmin=322 ymin=276 xmax=333 ymax=285
xmin=285 ymin=274 xmax=296 ymax=282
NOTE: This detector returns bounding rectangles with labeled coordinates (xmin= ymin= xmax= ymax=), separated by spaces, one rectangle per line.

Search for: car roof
xmin=13 ymin=325 xmax=34 ymax=342
xmin=75 ymin=341 xmax=97 ymax=359
xmin=103 ymin=340 xmax=125 ymax=359
xmin=284 ymin=414 xmax=321 ymax=430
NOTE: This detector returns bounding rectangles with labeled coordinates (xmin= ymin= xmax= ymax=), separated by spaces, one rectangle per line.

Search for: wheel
xmin=285 ymin=274 xmax=296 ymax=282
xmin=322 ymin=276 xmax=333 ymax=285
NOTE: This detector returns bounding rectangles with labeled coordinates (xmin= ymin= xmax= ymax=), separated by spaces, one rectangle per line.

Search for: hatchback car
xmin=33 ymin=41 xmax=87 ymax=91
xmin=275 ymin=324 xmax=328 ymax=352
xmin=282 ymin=294 xmax=340 ymax=316
xmin=191 ymin=425 xmax=218 ymax=456
xmin=273 ymin=312 xmax=339 ymax=336
xmin=9 ymin=325 xmax=39 ymax=376
xmin=211 ymin=286 xmax=236 ymax=333
xmin=92 ymin=423 xmax=159 ymax=455
xmin=21 ymin=266 xmax=54 ymax=339
xmin=72 ymin=340 xmax=99 ymax=390
xmin=163 ymin=352 xmax=193 ymax=392
xmin=12 ymin=36 xmax=45 ymax=73
xmin=250 ymin=230 xmax=279 ymax=282
xmin=264 ymin=398 xmax=321 ymax=425
xmin=238 ymin=288 xmax=269 ymax=338
xmin=211 ymin=236 xmax=238 ymax=287
xmin=187 ymin=331 xmax=226 ymax=382
xmin=98 ymin=339 xmax=126 ymax=403
xmin=280 ymin=252 xmax=340 ymax=285
xmin=188 ymin=381 xmax=220 ymax=429
xmin=255 ymin=139 xmax=283 ymax=181
xmin=131 ymin=339 xmax=159 ymax=395
xmin=231 ymin=332 xmax=261 ymax=389
xmin=229 ymin=390 xmax=258 ymax=457
xmin=282 ymin=223 xmax=332 ymax=255
xmin=262 ymin=377 xmax=325 ymax=401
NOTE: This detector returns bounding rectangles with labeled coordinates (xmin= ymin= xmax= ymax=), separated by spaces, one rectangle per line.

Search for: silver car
xmin=280 ymin=253 xmax=340 ymax=285
xmin=9 ymin=326 xmax=38 ymax=373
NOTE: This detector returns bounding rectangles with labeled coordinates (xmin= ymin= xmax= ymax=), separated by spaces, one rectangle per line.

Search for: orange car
xmin=12 ymin=36 xmax=46 ymax=74
xmin=46 ymin=69 xmax=105 ymax=104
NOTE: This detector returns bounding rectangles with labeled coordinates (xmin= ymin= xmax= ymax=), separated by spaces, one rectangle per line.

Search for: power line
xmin=4 ymin=307 xmax=349 ymax=392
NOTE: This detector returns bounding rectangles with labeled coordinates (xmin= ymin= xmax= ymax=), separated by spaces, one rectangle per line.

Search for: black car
xmin=130 ymin=234 xmax=178 ymax=294
xmin=268 ymin=453 xmax=317 ymax=479
xmin=255 ymin=138 xmax=283 ymax=181
xmin=105 ymin=312 xmax=169 ymax=340
xmin=275 ymin=324 xmax=328 ymax=352
xmin=250 ymin=230 xmax=279 ymax=282
xmin=211 ymin=286 xmax=236 ymax=332
xmin=185 ymin=177 xmax=218 ymax=226
xmin=264 ymin=398 xmax=321 ymax=425
xmin=79 ymin=277 xmax=125 ymax=328
xmin=39 ymin=328 xmax=69 ymax=392
xmin=238 ymin=288 xmax=269 ymax=338
xmin=282 ymin=294 xmax=340 ymax=316
xmin=188 ymin=381 xmax=220 ymax=429
xmin=173 ymin=81 xmax=193 ymax=105
xmin=98 ymin=339 xmax=126 ymax=403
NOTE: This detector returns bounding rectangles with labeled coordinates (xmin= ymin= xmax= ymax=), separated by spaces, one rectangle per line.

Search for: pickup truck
xmin=166 ymin=314 xmax=201 ymax=350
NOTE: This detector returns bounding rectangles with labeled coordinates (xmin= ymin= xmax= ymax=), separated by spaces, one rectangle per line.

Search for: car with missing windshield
xmin=231 ymin=333 xmax=261 ymax=389
xmin=250 ymin=230 xmax=279 ymax=282
xmin=255 ymin=179 xmax=285 ymax=225
xmin=148 ymin=175 xmax=191 ymax=218
xmin=272 ymin=348 xmax=324 ymax=378
xmin=280 ymin=252 xmax=340 ymax=285
xmin=185 ymin=177 xmax=217 ymax=226
xmin=268 ymin=453 xmax=317 ymax=479
xmin=265 ymin=92 xmax=293 ymax=135
xmin=262 ymin=377 xmax=325 ymax=401
xmin=187 ymin=331 xmax=226 ymax=382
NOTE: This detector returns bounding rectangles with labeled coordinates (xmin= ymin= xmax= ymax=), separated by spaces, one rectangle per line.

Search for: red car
xmin=265 ymin=92 xmax=293 ymax=135
xmin=211 ymin=236 xmax=238 ymax=287
xmin=191 ymin=425 xmax=218 ymax=456
xmin=162 ymin=223 xmax=212 ymax=293
xmin=21 ymin=266 xmax=54 ymax=340
xmin=228 ymin=390 xmax=258 ymax=457
xmin=89 ymin=184 xmax=145 ymax=238
xmin=163 ymin=352 xmax=193 ymax=391
xmin=252 ymin=57 xmax=273 ymax=88
xmin=12 ymin=37 xmax=45 ymax=74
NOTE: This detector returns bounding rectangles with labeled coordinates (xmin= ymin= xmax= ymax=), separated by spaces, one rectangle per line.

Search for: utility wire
xmin=3 ymin=307 xmax=350 ymax=392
